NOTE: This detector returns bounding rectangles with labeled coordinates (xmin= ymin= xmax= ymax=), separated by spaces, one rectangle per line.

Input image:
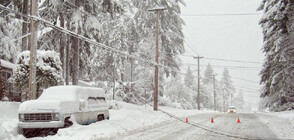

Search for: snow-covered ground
xmin=0 ymin=101 xmax=293 ymax=140
xmin=0 ymin=101 xmax=211 ymax=140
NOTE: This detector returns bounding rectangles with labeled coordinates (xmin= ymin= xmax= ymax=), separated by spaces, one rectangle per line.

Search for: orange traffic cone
xmin=186 ymin=118 xmax=188 ymax=123
xmin=211 ymin=118 xmax=214 ymax=123
xmin=237 ymin=118 xmax=241 ymax=123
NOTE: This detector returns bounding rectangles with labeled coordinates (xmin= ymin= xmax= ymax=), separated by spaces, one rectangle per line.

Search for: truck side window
xmin=88 ymin=97 xmax=96 ymax=104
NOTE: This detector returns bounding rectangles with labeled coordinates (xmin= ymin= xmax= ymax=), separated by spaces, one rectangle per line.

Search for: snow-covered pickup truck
xmin=18 ymin=86 xmax=109 ymax=136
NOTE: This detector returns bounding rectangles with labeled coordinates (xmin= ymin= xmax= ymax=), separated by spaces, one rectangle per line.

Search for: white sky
xmin=179 ymin=0 xmax=264 ymax=108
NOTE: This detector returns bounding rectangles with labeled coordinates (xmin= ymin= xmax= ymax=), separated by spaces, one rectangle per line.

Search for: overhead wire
xmin=181 ymin=12 xmax=262 ymax=17
xmin=204 ymin=57 xmax=262 ymax=64
xmin=0 ymin=4 xmax=203 ymax=80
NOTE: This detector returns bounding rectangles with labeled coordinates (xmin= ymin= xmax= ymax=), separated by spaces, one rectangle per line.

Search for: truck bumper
xmin=18 ymin=121 xmax=63 ymax=129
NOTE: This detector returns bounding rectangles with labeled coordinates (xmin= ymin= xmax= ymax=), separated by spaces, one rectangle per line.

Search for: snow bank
xmin=257 ymin=111 xmax=294 ymax=139
xmin=0 ymin=102 xmax=20 ymax=140
xmin=1 ymin=100 xmax=211 ymax=140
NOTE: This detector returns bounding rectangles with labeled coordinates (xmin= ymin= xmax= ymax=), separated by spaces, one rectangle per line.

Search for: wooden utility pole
xmin=193 ymin=56 xmax=203 ymax=110
xmin=28 ymin=0 xmax=38 ymax=100
xmin=148 ymin=6 xmax=166 ymax=111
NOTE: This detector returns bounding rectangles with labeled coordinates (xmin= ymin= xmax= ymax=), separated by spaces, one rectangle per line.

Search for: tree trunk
xmin=60 ymin=12 xmax=65 ymax=84
xmin=28 ymin=0 xmax=38 ymax=99
xmin=71 ymin=36 xmax=79 ymax=85
xmin=65 ymin=17 xmax=70 ymax=85
xmin=72 ymin=0 xmax=80 ymax=85
xmin=121 ymin=58 xmax=124 ymax=82
xmin=22 ymin=0 xmax=29 ymax=51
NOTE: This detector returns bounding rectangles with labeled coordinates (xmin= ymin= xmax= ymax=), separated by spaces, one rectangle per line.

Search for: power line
xmin=231 ymin=76 xmax=259 ymax=84
xmin=204 ymin=57 xmax=263 ymax=64
xmin=181 ymin=12 xmax=262 ymax=17
xmin=235 ymin=85 xmax=260 ymax=92
xmin=183 ymin=63 xmax=260 ymax=69
xmin=181 ymin=55 xmax=263 ymax=64
xmin=183 ymin=40 xmax=199 ymax=56
xmin=0 ymin=4 xmax=202 ymax=81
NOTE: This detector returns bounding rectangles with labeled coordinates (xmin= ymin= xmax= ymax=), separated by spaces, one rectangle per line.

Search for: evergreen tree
xmin=235 ymin=89 xmax=244 ymax=111
xmin=11 ymin=50 xmax=63 ymax=99
xmin=132 ymin=0 xmax=185 ymax=77
xmin=258 ymin=0 xmax=294 ymax=111
xmin=0 ymin=1 xmax=22 ymax=63
xmin=220 ymin=68 xmax=236 ymax=111
xmin=184 ymin=66 xmax=194 ymax=88
xmin=203 ymin=64 xmax=214 ymax=84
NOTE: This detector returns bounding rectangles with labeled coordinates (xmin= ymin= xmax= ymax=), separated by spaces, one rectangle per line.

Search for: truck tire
xmin=64 ymin=117 xmax=73 ymax=128
xmin=97 ymin=114 xmax=104 ymax=121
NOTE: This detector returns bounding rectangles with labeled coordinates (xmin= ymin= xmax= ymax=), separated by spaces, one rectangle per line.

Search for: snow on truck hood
xmin=18 ymin=99 xmax=79 ymax=114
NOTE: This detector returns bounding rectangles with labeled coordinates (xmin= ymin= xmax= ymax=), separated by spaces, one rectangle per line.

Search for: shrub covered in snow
xmin=11 ymin=50 xmax=63 ymax=98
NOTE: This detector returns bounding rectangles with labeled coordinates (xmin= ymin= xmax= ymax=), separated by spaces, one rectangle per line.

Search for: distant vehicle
xmin=227 ymin=106 xmax=236 ymax=113
xmin=18 ymin=86 xmax=109 ymax=137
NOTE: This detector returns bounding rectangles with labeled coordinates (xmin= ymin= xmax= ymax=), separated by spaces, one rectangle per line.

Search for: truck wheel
xmin=97 ymin=114 xmax=104 ymax=121
xmin=64 ymin=117 xmax=73 ymax=128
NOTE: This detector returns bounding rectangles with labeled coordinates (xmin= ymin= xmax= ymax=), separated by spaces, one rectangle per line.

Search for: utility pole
xmin=148 ymin=6 xmax=166 ymax=111
xmin=212 ymin=74 xmax=217 ymax=111
xmin=193 ymin=56 xmax=203 ymax=110
xmin=28 ymin=0 xmax=38 ymax=100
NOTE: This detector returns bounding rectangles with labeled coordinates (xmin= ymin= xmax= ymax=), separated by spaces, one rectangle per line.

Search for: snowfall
xmin=0 ymin=101 xmax=294 ymax=140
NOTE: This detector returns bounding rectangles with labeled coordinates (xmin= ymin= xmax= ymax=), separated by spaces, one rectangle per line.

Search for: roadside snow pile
xmin=0 ymin=102 xmax=20 ymax=140
xmin=257 ymin=111 xmax=294 ymax=139
xmin=270 ymin=110 xmax=294 ymax=122
xmin=37 ymin=101 xmax=208 ymax=140
xmin=0 ymin=100 xmax=209 ymax=140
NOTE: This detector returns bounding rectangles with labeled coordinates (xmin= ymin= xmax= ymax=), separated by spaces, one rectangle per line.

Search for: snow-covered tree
xmin=203 ymin=64 xmax=214 ymax=84
xmin=132 ymin=0 xmax=185 ymax=77
xmin=184 ymin=66 xmax=194 ymax=88
xmin=0 ymin=0 xmax=22 ymax=63
xmin=220 ymin=68 xmax=236 ymax=111
xmin=258 ymin=0 xmax=294 ymax=111
xmin=11 ymin=50 xmax=63 ymax=98
xmin=164 ymin=75 xmax=193 ymax=109
xmin=235 ymin=89 xmax=244 ymax=111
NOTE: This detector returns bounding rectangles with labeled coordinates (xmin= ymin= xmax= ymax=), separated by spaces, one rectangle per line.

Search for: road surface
xmin=111 ymin=113 xmax=279 ymax=140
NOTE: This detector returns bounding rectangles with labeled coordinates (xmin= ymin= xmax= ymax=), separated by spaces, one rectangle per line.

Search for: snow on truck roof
xmin=38 ymin=86 xmax=105 ymax=101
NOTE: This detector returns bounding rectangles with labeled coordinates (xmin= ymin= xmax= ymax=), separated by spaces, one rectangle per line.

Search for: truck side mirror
xmin=79 ymin=99 xmax=85 ymax=110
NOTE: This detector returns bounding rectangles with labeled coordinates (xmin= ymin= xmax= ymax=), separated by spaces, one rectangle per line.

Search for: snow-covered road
xmin=111 ymin=113 xmax=284 ymax=140
xmin=1 ymin=102 xmax=293 ymax=140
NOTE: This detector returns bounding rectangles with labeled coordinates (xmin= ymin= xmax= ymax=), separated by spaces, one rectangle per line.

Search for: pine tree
xmin=259 ymin=0 xmax=294 ymax=111
xmin=11 ymin=50 xmax=63 ymax=99
xmin=203 ymin=64 xmax=214 ymax=84
xmin=184 ymin=66 xmax=194 ymax=89
xmin=235 ymin=89 xmax=244 ymax=111
xmin=220 ymin=68 xmax=236 ymax=111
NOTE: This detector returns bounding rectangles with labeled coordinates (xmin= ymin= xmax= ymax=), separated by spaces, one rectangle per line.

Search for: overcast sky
xmin=179 ymin=0 xmax=264 ymax=108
